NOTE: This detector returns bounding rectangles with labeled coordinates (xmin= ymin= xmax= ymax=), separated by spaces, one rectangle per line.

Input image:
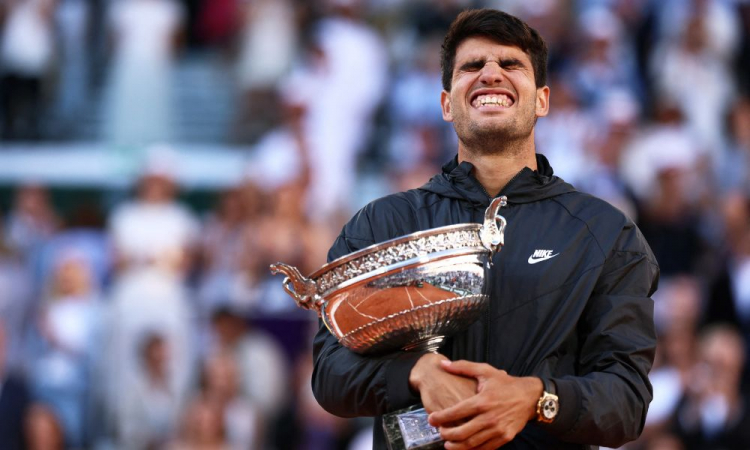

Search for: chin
xmin=468 ymin=124 xmax=512 ymax=140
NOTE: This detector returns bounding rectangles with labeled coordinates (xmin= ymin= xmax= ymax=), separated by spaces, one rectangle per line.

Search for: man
xmin=312 ymin=9 xmax=658 ymax=450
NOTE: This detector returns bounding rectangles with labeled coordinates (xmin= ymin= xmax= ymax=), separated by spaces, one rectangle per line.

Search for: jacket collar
xmin=419 ymin=153 xmax=575 ymax=208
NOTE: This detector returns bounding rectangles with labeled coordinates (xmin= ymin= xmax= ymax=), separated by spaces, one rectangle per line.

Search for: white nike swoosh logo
xmin=527 ymin=253 xmax=559 ymax=264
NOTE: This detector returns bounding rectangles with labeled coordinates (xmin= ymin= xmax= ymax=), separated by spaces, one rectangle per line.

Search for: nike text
xmin=528 ymin=249 xmax=559 ymax=264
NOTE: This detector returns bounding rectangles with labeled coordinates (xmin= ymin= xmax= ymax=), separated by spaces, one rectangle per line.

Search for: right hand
xmin=409 ymin=353 xmax=478 ymax=413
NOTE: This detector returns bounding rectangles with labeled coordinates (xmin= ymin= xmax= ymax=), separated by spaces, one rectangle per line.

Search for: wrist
xmin=526 ymin=377 xmax=545 ymax=421
xmin=409 ymin=353 xmax=448 ymax=392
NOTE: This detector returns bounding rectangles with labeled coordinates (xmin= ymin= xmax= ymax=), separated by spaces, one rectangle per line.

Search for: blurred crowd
xmin=0 ymin=0 xmax=750 ymax=449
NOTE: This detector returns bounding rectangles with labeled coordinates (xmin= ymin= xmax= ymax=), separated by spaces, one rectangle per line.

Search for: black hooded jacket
xmin=312 ymin=155 xmax=659 ymax=449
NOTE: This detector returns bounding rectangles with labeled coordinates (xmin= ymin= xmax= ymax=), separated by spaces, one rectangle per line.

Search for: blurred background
xmin=0 ymin=0 xmax=748 ymax=448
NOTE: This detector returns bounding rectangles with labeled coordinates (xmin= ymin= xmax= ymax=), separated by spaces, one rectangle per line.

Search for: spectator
xmin=638 ymin=163 xmax=705 ymax=276
xmin=643 ymin=276 xmax=703 ymax=440
xmin=575 ymin=89 xmax=641 ymax=220
xmin=206 ymin=307 xmax=287 ymax=422
xmin=103 ymin=147 xmax=198 ymax=444
xmin=0 ymin=0 xmax=57 ymax=140
xmin=233 ymin=0 xmax=298 ymax=143
xmin=284 ymin=0 xmax=388 ymax=222
xmin=36 ymin=223 xmax=111 ymax=297
xmin=650 ymin=10 xmax=737 ymax=157
xmin=108 ymin=146 xmax=199 ymax=278
xmin=650 ymin=0 xmax=740 ymax=65
xmin=620 ymin=103 xmax=706 ymax=276
xmin=52 ymin=0 xmax=91 ymax=138
xmin=715 ymin=97 xmax=750 ymax=194
xmin=196 ymin=187 xmax=253 ymax=316
xmin=200 ymin=351 xmax=261 ymax=449
xmin=567 ymin=6 xmax=643 ymax=110
xmin=169 ymin=395 xmax=228 ymax=450
xmin=104 ymin=0 xmax=185 ymax=147
xmin=118 ymin=333 xmax=182 ymax=449
xmin=197 ymin=180 xmax=265 ymax=316
xmin=4 ymin=183 xmax=60 ymax=262
xmin=705 ymin=192 xmax=750 ymax=342
xmin=28 ymin=250 xmax=103 ymax=448
xmin=671 ymin=325 xmax=750 ymax=449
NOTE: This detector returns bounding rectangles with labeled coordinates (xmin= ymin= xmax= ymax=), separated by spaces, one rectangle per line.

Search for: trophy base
xmin=383 ymin=405 xmax=444 ymax=450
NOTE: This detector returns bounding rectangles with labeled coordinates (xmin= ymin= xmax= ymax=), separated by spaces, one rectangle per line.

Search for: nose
xmin=479 ymin=61 xmax=504 ymax=85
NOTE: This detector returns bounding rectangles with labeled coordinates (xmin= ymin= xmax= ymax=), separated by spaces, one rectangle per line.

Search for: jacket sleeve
xmin=544 ymin=224 xmax=659 ymax=447
xmin=311 ymin=206 xmax=425 ymax=418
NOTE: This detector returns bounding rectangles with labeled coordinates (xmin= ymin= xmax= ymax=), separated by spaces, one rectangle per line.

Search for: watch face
xmin=542 ymin=398 xmax=558 ymax=419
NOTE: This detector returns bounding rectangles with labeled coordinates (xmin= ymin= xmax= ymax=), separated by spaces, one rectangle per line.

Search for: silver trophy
xmin=270 ymin=196 xmax=508 ymax=449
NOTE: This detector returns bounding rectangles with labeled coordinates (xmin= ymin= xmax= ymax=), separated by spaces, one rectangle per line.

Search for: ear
xmin=441 ymin=90 xmax=454 ymax=122
xmin=535 ymin=86 xmax=550 ymax=118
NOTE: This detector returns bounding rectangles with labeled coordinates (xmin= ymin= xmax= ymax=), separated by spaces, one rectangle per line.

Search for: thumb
xmin=440 ymin=359 xmax=492 ymax=378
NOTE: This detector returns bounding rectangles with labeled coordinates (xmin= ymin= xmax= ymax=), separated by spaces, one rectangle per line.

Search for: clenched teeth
xmin=473 ymin=94 xmax=512 ymax=108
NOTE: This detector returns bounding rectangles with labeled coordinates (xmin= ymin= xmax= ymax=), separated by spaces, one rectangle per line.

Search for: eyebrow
xmin=457 ymin=57 xmax=527 ymax=72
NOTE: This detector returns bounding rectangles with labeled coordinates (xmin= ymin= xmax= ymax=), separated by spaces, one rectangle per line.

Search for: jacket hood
xmin=419 ymin=153 xmax=576 ymax=208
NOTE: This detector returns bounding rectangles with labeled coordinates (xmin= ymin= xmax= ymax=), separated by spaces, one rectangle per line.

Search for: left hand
xmin=427 ymin=360 xmax=543 ymax=450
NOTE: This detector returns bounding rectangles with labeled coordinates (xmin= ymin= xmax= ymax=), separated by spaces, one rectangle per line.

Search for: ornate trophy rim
xmin=322 ymin=247 xmax=487 ymax=294
xmin=309 ymin=222 xmax=482 ymax=279
xmin=316 ymin=239 xmax=488 ymax=297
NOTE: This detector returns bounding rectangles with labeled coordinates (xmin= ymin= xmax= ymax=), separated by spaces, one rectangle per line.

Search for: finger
xmin=440 ymin=360 xmax=495 ymax=378
xmin=428 ymin=397 xmax=482 ymax=427
xmin=443 ymin=426 xmax=501 ymax=450
xmin=438 ymin=415 xmax=485 ymax=442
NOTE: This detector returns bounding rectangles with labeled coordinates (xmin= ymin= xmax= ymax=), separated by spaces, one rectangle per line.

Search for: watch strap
xmin=541 ymin=377 xmax=556 ymax=395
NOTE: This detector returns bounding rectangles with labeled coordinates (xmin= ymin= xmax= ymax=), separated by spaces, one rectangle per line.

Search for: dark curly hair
xmin=441 ymin=9 xmax=548 ymax=91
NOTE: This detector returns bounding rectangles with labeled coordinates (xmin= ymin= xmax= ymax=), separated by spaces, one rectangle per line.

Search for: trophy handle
xmin=480 ymin=195 xmax=508 ymax=256
xmin=269 ymin=262 xmax=322 ymax=314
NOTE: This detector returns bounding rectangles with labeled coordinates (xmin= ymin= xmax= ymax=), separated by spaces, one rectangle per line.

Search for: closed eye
xmin=500 ymin=58 xmax=525 ymax=70
xmin=458 ymin=60 xmax=486 ymax=72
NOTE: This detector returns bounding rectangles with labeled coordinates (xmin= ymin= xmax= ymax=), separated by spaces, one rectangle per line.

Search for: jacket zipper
xmin=477 ymin=169 xmax=522 ymax=202
xmin=498 ymin=169 xmax=523 ymax=198
xmin=482 ymin=169 xmax=521 ymax=363
xmin=478 ymin=183 xmax=493 ymax=203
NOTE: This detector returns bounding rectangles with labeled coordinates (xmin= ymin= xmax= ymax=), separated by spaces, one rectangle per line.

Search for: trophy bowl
xmin=270 ymin=196 xmax=508 ymax=355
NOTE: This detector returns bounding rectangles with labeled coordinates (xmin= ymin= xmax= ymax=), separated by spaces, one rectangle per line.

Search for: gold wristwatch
xmin=536 ymin=378 xmax=559 ymax=424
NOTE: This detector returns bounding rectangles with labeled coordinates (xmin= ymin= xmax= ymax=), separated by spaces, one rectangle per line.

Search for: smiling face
xmin=441 ymin=36 xmax=549 ymax=155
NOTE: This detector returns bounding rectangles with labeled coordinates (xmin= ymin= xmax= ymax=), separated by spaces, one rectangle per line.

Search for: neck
xmin=457 ymin=143 xmax=537 ymax=197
